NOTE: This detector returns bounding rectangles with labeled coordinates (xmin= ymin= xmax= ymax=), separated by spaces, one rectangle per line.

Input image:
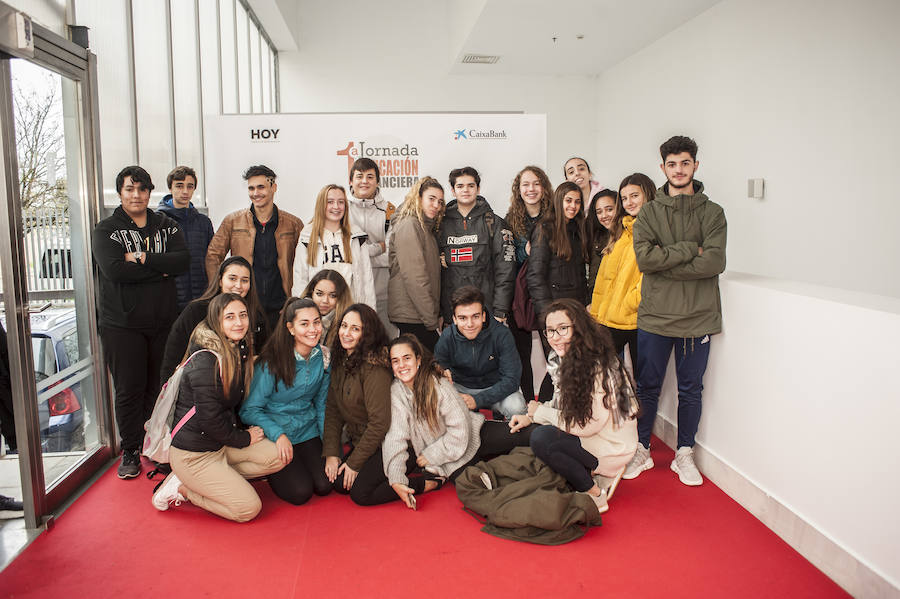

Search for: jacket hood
xmin=443 ymin=196 xmax=491 ymax=220
xmin=655 ymin=180 xmax=707 ymax=207
xmin=187 ymin=321 xmax=227 ymax=356
xmin=299 ymin=224 xmax=367 ymax=243
xmin=157 ymin=195 xmax=197 ymax=214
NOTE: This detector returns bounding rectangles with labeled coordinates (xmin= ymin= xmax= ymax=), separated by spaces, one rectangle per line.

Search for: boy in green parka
xmin=623 ymin=136 xmax=727 ymax=486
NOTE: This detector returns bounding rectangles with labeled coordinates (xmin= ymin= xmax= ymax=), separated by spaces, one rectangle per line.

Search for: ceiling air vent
xmin=461 ymin=54 xmax=500 ymax=64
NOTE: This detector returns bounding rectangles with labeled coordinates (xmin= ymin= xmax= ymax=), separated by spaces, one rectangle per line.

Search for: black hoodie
xmin=91 ymin=206 xmax=189 ymax=329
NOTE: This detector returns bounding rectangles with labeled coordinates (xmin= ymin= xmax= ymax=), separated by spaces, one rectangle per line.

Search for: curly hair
xmin=505 ymin=166 xmax=552 ymax=240
xmin=330 ymin=303 xmax=389 ymax=373
xmin=546 ymin=299 xmax=640 ymax=430
xmin=389 ymin=335 xmax=445 ymax=433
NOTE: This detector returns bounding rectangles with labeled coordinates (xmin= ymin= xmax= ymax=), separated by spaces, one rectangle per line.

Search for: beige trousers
xmin=169 ymin=439 xmax=283 ymax=522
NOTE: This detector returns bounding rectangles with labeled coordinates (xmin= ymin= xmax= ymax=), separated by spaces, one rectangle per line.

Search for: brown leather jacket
xmin=205 ymin=206 xmax=304 ymax=296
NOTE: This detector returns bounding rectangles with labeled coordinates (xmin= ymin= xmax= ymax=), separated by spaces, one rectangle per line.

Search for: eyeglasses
xmin=543 ymin=324 xmax=572 ymax=339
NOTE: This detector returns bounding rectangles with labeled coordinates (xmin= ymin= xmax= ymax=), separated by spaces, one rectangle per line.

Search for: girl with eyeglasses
xmin=509 ymin=299 xmax=639 ymax=513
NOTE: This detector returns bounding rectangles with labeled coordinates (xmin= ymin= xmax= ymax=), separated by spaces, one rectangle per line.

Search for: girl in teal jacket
xmin=241 ymin=297 xmax=331 ymax=505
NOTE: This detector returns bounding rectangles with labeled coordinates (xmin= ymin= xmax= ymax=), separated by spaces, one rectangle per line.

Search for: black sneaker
xmin=0 ymin=494 xmax=24 ymax=512
xmin=117 ymin=449 xmax=141 ymax=479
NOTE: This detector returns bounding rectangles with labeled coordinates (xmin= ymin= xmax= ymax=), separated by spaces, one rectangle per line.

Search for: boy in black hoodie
xmin=92 ymin=166 xmax=189 ymax=479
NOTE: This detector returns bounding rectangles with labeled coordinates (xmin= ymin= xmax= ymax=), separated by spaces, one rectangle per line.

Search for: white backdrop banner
xmin=203 ymin=113 xmax=546 ymax=227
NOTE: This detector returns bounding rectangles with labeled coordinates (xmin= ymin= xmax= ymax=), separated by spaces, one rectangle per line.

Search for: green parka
xmin=633 ymin=180 xmax=726 ymax=338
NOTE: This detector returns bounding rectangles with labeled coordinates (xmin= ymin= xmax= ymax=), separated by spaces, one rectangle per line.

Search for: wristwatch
xmin=133 ymin=251 xmax=144 ymax=262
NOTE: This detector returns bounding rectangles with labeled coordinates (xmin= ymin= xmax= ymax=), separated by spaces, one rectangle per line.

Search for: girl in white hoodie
xmin=292 ymin=184 xmax=376 ymax=308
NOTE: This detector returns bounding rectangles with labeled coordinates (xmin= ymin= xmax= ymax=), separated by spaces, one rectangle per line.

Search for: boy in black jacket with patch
xmin=92 ymin=166 xmax=189 ymax=479
xmin=438 ymin=166 xmax=516 ymax=323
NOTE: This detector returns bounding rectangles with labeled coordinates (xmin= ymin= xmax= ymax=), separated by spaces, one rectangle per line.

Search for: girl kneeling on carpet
xmin=300 ymin=269 xmax=352 ymax=348
xmin=152 ymin=293 xmax=284 ymax=521
xmin=380 ymin=335 xmax=535 ymax=508
xmin=509 ymin=298 xmax=639 ymax=513
xmin=240 ymin=298 xmax=332 ymax=506
xmin=322 ymin=304 xmax=393 ymax=505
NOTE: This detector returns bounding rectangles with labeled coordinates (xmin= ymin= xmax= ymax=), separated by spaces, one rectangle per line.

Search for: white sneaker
xmin=583 ymin=490 xmax=609 ymax=514
xmin=152 ymin=472 xmax=186 ymax=511
xmin=670 ymin=447 xmax=703 ymax=486
xmin=623 ymin=444 xmax=653 ymax=480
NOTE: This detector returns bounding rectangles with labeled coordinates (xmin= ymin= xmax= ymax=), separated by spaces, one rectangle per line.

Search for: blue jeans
xmin=635 ymin=329 xmax=711 ymax=449
xmin=453 ymin=384 xmax=527 ymax=419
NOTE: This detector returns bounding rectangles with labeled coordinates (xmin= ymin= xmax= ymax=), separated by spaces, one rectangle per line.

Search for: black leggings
xmin=333 ymin=448 xmax=403 ymax=506
xmin=529 ymin=424 xmax=598 ymax=492
xmin=342 ymin=421 xmax=537 ymax=505
xmin=603 ymin=325 xmax=639 ymax=378
xmin=509 ymin=318 xmax=535 ymax=399
xmin=267 ymin=437 xmax=331 ymax=505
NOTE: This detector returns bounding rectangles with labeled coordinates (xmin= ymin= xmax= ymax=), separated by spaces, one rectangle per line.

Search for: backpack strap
xmin=171 ymin=406 xmax=196 ymax=437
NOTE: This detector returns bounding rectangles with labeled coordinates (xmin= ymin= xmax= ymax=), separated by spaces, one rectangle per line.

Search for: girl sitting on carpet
xmin=322 ymin=304 xmax=393 ymax=505
xmin=240 ymin=298 xmax=332 ymax=506
xmin=152 ymin=293 xmax=284 ymax=521
xmin=379 ymin=335 xmax=534 ymax=509
xmin=509 ymin=298 xmax=640 ymax=514
xmin=300 ymin=269 xmax=352 ymax=347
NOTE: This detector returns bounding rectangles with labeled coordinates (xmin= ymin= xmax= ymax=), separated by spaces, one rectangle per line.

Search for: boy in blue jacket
xmin=434 ymin=286 xmax=525 ymax=420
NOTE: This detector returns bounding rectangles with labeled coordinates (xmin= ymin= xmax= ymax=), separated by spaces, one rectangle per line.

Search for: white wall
xmin=654 ymin=276 xmax=900 ymax=593
xmin=276 ymin=0 xmax=598 ymax=205
xmin=592 ymin=0 xmax=900 ymax=299
xmin=594 ymin=0 xmax=900 ymax=592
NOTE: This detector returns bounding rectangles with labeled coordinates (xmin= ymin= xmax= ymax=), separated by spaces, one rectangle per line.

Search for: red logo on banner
xmin=450 ymin=247 xmax=474 ymax=263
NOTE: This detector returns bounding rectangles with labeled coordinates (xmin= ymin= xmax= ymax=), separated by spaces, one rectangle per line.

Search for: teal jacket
xmin=633 ymin=180 xmax=727 ymax=338
xmin=240 ymin=345 xmax=330 ymax=444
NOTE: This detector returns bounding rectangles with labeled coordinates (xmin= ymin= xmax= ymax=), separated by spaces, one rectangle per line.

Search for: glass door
xmin=0 ymin=14 xmax=111 ymax=528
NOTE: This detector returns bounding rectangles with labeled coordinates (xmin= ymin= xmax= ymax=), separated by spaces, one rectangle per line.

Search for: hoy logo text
xmin=250 ymin=129 xmax=279 ymax=140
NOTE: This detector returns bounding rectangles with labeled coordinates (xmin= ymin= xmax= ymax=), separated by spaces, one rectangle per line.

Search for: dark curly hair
xmin=545 ymin=299 xmax=640 ymax=430
xmin=330 ymin=303 xmax=389 ymax=372
xmin=505 ymin=166 xmax=552 ymax=240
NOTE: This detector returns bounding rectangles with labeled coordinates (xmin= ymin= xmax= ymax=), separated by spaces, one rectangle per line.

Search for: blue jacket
xmin=240 ymin=345 xmax=330 ymax=444
xmin=434 ymin=312 xmax=521 ymax=409
xmin=157 ymin=196 xmax=215 ymax=310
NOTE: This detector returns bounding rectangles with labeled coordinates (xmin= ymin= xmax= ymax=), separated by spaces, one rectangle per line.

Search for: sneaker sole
xmin=117 ymin=470 xmax=140 ymax=479
xmin=670 ymin=460 xmax=703 ymax=486
xmin=622 ymin=457 xmax=654 ymax=480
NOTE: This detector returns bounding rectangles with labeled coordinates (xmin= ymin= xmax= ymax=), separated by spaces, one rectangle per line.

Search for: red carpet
xmin=0 ymin=441 xmax=848 ymax=599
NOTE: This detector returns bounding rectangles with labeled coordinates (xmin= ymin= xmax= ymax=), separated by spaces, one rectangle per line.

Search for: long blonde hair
xmin=307 ymin=184 xmax=353 ymax=266
xmin=393 ymin=176 xmax=445 ymax=232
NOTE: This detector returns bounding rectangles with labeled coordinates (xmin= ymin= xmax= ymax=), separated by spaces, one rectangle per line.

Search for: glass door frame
xmin=0 ymin=7 xmax=113 ymax=529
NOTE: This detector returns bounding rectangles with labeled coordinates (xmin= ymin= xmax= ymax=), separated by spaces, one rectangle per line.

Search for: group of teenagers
xmin=90 ymin=134 xmax=726 ymax=523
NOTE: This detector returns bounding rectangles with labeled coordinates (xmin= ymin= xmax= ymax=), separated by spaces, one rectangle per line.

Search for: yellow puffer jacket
xmin=589 ymin=216 xmax=642 ymax=330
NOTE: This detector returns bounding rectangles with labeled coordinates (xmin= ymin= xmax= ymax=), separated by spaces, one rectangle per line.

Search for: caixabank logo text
xmin=453 ymin=128 xmax=508 ymax=140
xmin=336 ymin=139 xmax=421 ymax=190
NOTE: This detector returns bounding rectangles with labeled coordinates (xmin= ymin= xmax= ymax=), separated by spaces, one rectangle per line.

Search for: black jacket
xmin=170 ymin=324 xmax=250 ymax=452
xmin=526 ymin=219 xmax=588 ymax=320
xmin=91 ymin=206 xmax=189 ymax=329
xmin=157 ymin=196 xmax=214 ymax=310
xmin=437 ymin=197 xmax=516 ymax=321
xmin=159 ymin=297 xmax=270 ymax=386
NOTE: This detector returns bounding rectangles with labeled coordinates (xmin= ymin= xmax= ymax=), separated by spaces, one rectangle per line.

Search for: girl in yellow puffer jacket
xmin=589 ymin=173 xmax=656 ymax=377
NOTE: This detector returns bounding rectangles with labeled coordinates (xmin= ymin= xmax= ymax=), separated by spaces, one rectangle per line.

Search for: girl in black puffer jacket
xmin=526 ymin=181 xmax=589 ymax=322
xmin=151 ymin=293 xmax=283 ymax=522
